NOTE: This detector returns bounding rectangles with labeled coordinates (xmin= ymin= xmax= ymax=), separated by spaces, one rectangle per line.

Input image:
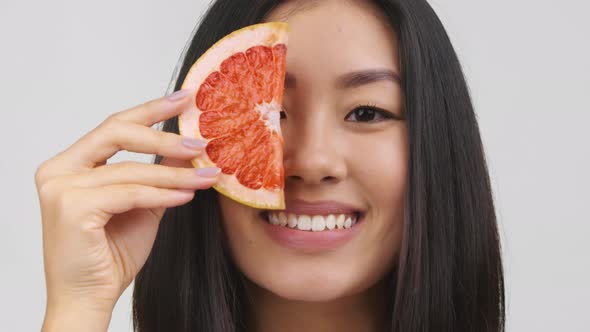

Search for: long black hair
xmin=132 ymin=0 xmax=505 ymax=331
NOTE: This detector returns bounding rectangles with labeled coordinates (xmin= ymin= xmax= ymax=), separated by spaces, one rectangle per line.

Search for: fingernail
xmin=196 ymin=167 xmax=221 ymax=177
xmin=182 ymin=137 xmax=208 ymax=149
xmin=166 ymin=89 xmax=189 ymax=102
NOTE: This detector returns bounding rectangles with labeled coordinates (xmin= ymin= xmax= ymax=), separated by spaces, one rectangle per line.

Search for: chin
xmin=255 ymin=278 xmax=359 ymax=303
xmin=242 ymin=258 xmax=371 ymax=302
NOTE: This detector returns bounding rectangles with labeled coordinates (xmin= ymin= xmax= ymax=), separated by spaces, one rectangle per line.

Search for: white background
xmin=1 ymin=0 xmax=588 ymax=331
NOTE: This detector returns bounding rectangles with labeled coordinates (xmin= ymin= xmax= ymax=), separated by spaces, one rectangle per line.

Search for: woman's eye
xmin=345 ymin=106 xmax=395 ymax=123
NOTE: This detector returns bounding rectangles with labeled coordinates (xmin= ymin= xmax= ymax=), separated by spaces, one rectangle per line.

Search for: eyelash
xmin=279 ymin=104 xmax=399 ymax=122
xmin=345 ymin=103 xmax=397 ymax=123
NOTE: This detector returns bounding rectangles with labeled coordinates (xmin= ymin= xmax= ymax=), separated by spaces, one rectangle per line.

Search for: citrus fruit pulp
xmin=178 ymin=22 xmax=288 ymax=210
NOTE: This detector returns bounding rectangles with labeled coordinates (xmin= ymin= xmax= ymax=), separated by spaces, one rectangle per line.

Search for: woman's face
xmin=219 ymin=0 xmax=407 ymax=302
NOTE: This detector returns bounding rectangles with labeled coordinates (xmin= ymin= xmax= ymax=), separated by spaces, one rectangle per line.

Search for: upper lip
xmin=265 ymin=199 xmax=365 ymax=216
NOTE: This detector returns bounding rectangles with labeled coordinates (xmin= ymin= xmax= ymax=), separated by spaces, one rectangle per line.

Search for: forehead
xmin=263 ymin=0 xmax=400 ymax=82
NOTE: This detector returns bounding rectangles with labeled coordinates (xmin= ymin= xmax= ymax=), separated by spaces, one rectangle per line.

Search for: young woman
xmin=36 ymin=0 xmax=505 ymax=331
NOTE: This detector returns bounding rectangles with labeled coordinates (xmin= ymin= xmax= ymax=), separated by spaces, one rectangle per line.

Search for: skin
xmin=36 ymin=89 xmax=218 ymax=331
xmin=218 ymin=1 xmax=408 ymax=331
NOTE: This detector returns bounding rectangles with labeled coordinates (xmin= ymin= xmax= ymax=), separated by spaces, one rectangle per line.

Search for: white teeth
xmin=287 ymin=214 xmax=297 ymax=228
xmin=270 ymin=213 xmax=280 ymax=225
xmin=266 ymin=212 xmax=358 ymax=231
xmin=344 ymin=217 xmax=352 ymax=229
xmin=311 ymin=216 xmax=326 ymax=232
xmin=336 ymin=214 xmax=345 ymax=229
xmin=278 ymin=212 xmax=287 ymax=226
xmin=296 ymin=215 xmax=312 ymax=231
xmin=325 ymin=215 xmax=336 ymax=230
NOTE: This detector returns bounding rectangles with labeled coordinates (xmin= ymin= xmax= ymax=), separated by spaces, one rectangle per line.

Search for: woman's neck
xmin=243 ymin=277 xmax=390 ymax=332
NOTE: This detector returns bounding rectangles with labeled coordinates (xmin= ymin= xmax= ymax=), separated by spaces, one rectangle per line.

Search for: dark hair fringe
xmin=133 ymin=1 xmax=505 ymax=331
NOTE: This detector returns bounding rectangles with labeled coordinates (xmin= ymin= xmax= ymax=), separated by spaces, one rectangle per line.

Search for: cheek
xmin=218 ymin=196 xmax=259 ymax=263
xmin=347 ymin=126 xmax=408 ymax=204
xmin=346 ymin=126 xmax=408 ymax=259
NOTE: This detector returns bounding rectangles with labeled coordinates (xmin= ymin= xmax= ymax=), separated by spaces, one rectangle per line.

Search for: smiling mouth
xmin=259 ymin=211 xmax=364 ymax=232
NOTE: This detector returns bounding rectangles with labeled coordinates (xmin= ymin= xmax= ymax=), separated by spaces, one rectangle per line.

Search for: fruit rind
xmin=178 ymin=22 xmax=288 ymax=210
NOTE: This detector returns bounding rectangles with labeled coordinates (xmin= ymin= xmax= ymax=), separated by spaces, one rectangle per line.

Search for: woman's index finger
xmin=115 ymin=88 xmax=195 ymax=127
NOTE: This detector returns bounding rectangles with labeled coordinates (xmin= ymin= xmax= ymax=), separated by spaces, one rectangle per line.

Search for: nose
xmin=282 ymin=111 xmax=347 ymax=186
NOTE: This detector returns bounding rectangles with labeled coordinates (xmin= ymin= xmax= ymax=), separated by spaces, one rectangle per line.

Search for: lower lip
xmin=259 ymin=213 xmax=364 ymax=253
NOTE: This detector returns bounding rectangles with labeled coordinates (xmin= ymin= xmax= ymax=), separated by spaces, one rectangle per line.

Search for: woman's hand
xmin=35 ymin=89 xmax=218 ymax=331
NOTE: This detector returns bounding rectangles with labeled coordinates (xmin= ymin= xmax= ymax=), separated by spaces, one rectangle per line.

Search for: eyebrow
xmin=284 ymin=69 xmax=401 ymax=89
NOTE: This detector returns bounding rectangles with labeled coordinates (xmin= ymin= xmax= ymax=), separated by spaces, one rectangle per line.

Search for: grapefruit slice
xmin=178 ymin=22 xmax=288 ymax=210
